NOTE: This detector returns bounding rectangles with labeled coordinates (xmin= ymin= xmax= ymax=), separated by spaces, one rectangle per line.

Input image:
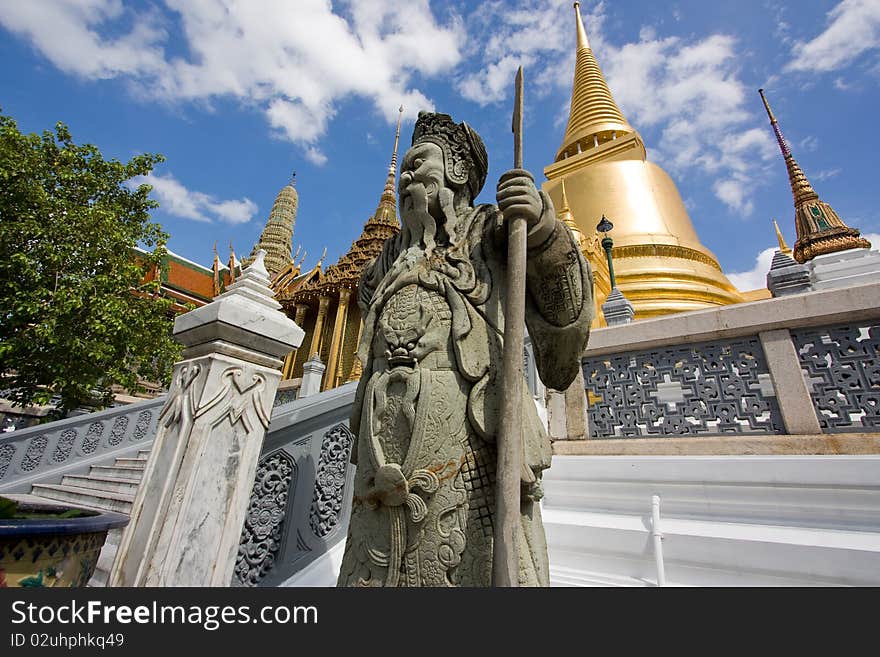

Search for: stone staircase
xmin=29 ymin=448 xmax=149 ymax=514
xmin=27 ymin=449 xmax=150 ymax=587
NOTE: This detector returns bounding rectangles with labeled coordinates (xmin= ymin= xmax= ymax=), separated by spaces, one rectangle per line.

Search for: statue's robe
xmin=337 ymin=201 xmax=593 ymax=586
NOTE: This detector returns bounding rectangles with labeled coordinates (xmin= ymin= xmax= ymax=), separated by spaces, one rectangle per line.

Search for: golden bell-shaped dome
xmin=544 ymin=3 xmax=743 ymax=321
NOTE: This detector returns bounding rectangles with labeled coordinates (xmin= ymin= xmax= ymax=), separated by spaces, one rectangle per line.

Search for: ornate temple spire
xmin=380 ymin=105 xmax=405 ymax=207
xmin=759 ymin=88 xmax=870 ymax=263
xmin=243 ymin=173 xmax=299 ymax=277
xmin=212 ymin=241 xmax=221 ymax=296
xmin=556 ymin=2 xmax=634 ymax=162
xmin=773 ymin=219 xmax=792 ymax=255
xmin=556 ymin=180 xmax=586 ymax=248
xmin=294 ymin=109 xmax=403 ymax=301
xmin=227 ymin=241 xmax=237 ymax=283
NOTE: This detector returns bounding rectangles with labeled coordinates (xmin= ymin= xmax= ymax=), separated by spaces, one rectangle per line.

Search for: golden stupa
xmin=542 ymin=3 xmax=743 ymax=322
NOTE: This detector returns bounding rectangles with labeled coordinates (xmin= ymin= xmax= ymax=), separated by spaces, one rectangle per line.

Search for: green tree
xmin=0 ymin=111 xmax=181 ymax=417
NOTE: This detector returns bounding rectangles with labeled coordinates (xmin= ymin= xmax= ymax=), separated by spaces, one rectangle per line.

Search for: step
xmin=30 ymin=484 xmax=134 ymax=515
xmin=137 ymin=449 xmax=152 ymax=459
xmin=61 ymin=474 xmax=140 ymax=494
xmin=113 ymin=457 xmax=148 ymax=468
xmin=89 ymin=465 xmax=145 ymax=481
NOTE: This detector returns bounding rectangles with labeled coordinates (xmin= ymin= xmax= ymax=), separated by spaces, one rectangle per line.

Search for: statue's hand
xmin=496 ymin=169 xmax=543 ymax=229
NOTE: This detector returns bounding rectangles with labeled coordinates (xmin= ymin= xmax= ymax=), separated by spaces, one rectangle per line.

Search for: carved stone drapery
xmin=309 ymin=423 xmax=354 ymax=538
xmin=234 ymin=450 xmax=296 ymax=586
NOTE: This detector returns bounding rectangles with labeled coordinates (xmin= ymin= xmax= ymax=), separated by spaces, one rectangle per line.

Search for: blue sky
xmin=2 ymin=0 xmax=879 ymax=291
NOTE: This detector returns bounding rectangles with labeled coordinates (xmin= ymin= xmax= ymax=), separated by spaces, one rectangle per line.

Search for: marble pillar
xmin=108 ymin=250 xmax=303 ymax=587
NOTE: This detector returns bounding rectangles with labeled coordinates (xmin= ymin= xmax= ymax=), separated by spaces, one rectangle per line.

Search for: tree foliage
xmin=0 ymin=111 xmax=181 ymax=416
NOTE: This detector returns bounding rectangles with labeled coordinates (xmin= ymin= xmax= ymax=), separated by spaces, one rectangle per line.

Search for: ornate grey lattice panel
xmin=792 ymin=322 xmax=880 ymax=432
xmin=81 ymin=422 xmax=104 ymax=454
xmin=20 ymin=435 xmax=48 ymax=472
xmin=0 ymin=445 xmax=15 ymax=480
xmin=309 ymin=423 xmax=354 ymax=538
xmin=234 ymin=450 xmax=296 ymax=587
xmin=51 ymin=429 xmax=77 ymax=463
xmin=108 ymin=417 xmax=128 ymax=446
xmin=132 ymin=411 xmax=152 ymax=440
xmin=273 ymin=388 xmax=298 ymax=407
xmin=583 ymin=337 xmax=784 ymax=438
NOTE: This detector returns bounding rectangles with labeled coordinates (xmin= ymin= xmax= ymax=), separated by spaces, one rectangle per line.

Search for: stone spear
xmin=492 ymin=65 xmax=526 ymax=587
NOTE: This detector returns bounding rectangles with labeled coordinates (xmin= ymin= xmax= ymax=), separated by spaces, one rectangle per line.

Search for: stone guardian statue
xmin=337 ymin=111 xmax=594 ymax=586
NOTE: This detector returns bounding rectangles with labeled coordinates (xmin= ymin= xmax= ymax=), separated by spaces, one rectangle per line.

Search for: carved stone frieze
xmin=234 ymin=450 xmax=296 ymax=587
xmin=309 ymin=423 xmax=354 ymax=538
xmin=51 ymin=429 xmax=77 ymax=463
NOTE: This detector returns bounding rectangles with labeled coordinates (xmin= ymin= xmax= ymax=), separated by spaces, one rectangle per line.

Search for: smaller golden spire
xmin=228 ymin=241 xmax=237 ymax=283
xmin=317 ymin=246 xmax=327 ymax=267
xmin=556 ymin=180 xmax=586 ymax=249
xmin=759 ymin=88 xmax=870 ymax=262
xmin=773 ymin=219 xmax=792 ymax=255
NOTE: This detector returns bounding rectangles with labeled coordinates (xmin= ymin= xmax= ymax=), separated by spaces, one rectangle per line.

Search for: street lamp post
xmin=596 ymin=214 xmax=616 ymax=289
xmin=596 ymin=214 xmax=635 ymax=326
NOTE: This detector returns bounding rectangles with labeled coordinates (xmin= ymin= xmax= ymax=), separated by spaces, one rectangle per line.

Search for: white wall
xmin=543 ymin=454 xmax=880 ymax=586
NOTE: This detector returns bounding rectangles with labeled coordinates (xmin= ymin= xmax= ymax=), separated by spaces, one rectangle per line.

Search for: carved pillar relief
xmin=109 ymin=251 xmax=304 ymax=587
xmin=324 ymin=288 xmax=351 ymax=391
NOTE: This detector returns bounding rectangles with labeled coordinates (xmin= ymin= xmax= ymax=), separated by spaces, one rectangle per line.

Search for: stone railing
xmin=0 ymin=397 xmax=164 ymax=494
xmin=233 ymin=381 xmax=358 ymax=587
xmin=581 ymin=281 xmax=880 ymax=439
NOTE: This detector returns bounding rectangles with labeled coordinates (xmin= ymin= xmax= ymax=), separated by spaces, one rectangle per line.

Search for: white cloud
xmin=727 ymin=246 xmax=777 ymax=292
xmin=457 ymin=2 xmax=777 ymax=216
xmin=813 ymin=168 xmax=842 ymax=182
xmin=130 ymin=172 xmax=258 ymax=224
xmin=0 ymin=0 xmax=464 ymax=162
xmin=800 ymin=135 xmax=819 ymax=152
xmin=787 ymin=0 xmax=880 ymax=73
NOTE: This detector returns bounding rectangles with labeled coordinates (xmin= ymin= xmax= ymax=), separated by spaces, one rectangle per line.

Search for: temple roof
xmin=243 ymin=175 xmax=298 ymax=277
xmin=290 ymin=108 xmax=403 ymax=302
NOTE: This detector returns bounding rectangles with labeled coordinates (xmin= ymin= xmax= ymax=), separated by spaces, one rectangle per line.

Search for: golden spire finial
xmin=773 ymin=219 xmax=791 ymax=255
xmin=382 ymin=105 xmax=404 ymax=202
xmin=556 ymin=1 xmax=633 ymax=162
xmin=317 ymin=246 xmax=327 ymax=266
xmin=574 ymin=2 xmax=590 ymax=50
xmin=213 ymin=241 xmax=218 ymax=259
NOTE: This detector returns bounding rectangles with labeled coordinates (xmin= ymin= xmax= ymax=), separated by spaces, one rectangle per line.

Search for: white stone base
xmin=808 ymin=248 xmax=880 ymax=291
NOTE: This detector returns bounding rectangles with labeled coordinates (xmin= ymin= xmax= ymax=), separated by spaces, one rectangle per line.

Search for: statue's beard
xmin=400 ymin=183 xmax=460 ymax=258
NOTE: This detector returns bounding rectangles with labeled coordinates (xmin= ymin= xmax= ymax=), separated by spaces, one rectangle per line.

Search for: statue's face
xmin=399 ymin=142 xmax=446 ymax=217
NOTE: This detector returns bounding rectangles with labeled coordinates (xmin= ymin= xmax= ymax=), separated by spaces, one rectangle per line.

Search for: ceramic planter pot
xmin=0 ymin=500 xmax=128 ymax=588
